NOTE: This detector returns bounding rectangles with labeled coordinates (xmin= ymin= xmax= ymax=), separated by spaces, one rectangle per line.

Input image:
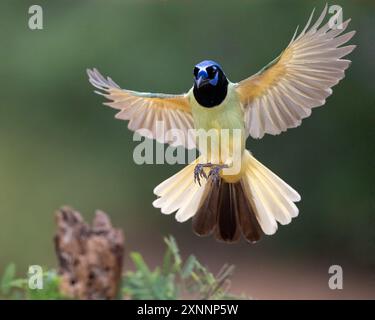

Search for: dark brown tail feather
xmin=214 ymin=182 xmax=240 ymax=242
xmin=235 ymin=181 xmax=263 ymax=243
xmin=192 ymin=178 xmax=263 ymax=243
xmin=192 ymin=179 xmax=220 ymax=236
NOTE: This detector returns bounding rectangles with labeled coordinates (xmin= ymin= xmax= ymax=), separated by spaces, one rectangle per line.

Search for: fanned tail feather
xmin=153 ymin=150 xmax=300 ymax=243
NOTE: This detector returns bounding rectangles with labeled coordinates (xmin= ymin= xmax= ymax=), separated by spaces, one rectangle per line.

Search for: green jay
xmin=88 ymin=5 xmax=355 ymax=243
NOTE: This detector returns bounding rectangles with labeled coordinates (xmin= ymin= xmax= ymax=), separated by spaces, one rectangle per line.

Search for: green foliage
xmin=122 ymin=236 xmax=244 ymax=300
xmin=0 ymin=264 xmax=66 ymax=300
xmin=0 ymin=263 xmax=17 ymax=297
xmin=0 ymin=236 xmax=243 ymax=300
xmin=26 ymin=270 xmax=65 ymax=300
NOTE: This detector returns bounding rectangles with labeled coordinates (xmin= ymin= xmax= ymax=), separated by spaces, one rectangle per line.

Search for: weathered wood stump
xmin=54 ymin=206 xmax=125 ymax=299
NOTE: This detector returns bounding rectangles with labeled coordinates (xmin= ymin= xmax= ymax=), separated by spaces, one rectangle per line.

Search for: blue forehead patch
xmin=195 ymin=60 xmax=222 ymax=70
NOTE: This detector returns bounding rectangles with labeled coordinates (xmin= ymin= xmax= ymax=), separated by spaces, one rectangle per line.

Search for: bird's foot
xmin=208 ymin=164 xmax=228 ymax=186
xmin=194 ymin=163 xmax=209 ymax=186
xmin=194 ymin=163 xmax=228 ymax=186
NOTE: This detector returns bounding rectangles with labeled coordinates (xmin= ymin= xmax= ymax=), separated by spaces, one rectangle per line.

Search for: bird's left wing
xmin=88 ymin=68 xmax=196 ymax=149
xmin=235 ymin=5 xmax=356 ymax=139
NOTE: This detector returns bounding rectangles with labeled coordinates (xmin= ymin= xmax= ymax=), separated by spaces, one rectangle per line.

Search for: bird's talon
xmin=194 ymin=164 xmax=207 ymax=186
xmin=194 ymin=163 xmax=228 ymax=186
xmin=208 ymin=164 xmax=228 ymax=186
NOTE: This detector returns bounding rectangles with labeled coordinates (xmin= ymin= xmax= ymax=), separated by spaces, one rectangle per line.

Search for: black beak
xmin=196 ymin=76 xmax=210 ymax=88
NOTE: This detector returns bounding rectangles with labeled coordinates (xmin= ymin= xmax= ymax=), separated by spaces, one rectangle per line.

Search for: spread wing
xmin=235 ymin=5 xmax=356 ymax=139
xmin=87 ymin=68 xmax=196 ymax=149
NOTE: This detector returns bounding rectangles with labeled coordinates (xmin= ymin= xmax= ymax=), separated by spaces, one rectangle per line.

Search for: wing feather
xmin=235 ymin=5 xmax=356 ymax=139
xmin=87 ymin=68 xmax=195 ymax=149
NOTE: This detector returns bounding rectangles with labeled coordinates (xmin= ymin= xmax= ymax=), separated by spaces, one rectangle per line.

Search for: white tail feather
xmin=242 ymin=151 xmax=300 ymax=235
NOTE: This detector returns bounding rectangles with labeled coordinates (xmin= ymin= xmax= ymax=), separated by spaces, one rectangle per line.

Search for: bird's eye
xmin=207 ymin=66 xmax=216 ymax=78
xmin=193 ymin=67 xmax=199 ymax=77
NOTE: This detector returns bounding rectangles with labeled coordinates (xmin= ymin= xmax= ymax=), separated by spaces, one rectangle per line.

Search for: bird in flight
xmin=88 ymin=6 xmax=355 ymax=243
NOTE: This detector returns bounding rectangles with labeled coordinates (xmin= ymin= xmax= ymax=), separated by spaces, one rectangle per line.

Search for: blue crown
xmin=195 ymin=60 xmax=222 ymax=70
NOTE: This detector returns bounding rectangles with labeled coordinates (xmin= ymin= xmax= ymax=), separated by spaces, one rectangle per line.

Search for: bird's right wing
xmin=88 ymin=68 xmax=196 ymax=149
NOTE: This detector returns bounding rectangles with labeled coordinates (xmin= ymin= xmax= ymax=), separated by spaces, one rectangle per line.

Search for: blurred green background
xmin=0 ymin=0 xmax=374 ymax=298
